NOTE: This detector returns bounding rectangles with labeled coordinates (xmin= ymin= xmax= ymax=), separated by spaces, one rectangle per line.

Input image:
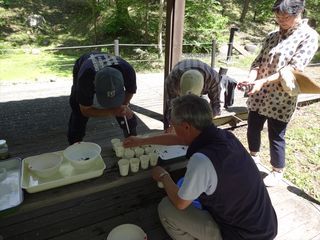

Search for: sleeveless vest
xmin=186 ymin=125 xmax=277 ymax=240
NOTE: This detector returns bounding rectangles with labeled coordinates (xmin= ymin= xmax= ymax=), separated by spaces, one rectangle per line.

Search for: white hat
xmin=180 ymin=69 xmax=204 ymax=96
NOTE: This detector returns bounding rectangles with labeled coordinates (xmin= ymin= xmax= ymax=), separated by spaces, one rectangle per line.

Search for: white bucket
xmin=107 ymin=224 xmax=147 ymax=240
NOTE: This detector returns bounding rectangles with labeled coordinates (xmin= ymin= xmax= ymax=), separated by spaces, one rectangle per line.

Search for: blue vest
xmin=186 ymin=125 xmax=277 ymax=240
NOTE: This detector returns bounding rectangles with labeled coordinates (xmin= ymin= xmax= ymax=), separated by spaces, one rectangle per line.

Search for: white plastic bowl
xmin=107 ymin=224 xmax=147 ymax=240
xmin=28 ymin=153 xmax=62 ymax=178
xmin=63 ymin=142 xmax=101 ymax=170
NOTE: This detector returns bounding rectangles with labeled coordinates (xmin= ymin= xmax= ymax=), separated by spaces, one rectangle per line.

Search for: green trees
xmin=184 ymin=0 xmax=228 ymax=53
xmin=0 ymin=0 xmax=319 ymax=52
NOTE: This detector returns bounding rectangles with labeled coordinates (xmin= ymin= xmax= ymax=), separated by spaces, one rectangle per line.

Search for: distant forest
xmin=1 ymin=0 xmax=319 ymax=54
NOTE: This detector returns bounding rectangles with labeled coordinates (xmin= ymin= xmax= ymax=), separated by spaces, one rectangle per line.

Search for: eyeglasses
xmin=274 ymin=13 xmax=294 ymax=21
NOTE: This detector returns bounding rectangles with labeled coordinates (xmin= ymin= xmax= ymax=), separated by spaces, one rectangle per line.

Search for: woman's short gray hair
xmin=272 ymin=0 xmax=305 ymax=16
xmin=171 ymin=94 xmax=213 ymax=131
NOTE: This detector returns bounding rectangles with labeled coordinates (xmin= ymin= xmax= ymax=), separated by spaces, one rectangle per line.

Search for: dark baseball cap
xmin=94 ymin=67 xmax=125 ymax=109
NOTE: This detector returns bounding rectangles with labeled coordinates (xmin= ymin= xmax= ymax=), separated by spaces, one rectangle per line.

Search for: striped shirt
xmin=164 ymin=59 xmax=220 ymax=128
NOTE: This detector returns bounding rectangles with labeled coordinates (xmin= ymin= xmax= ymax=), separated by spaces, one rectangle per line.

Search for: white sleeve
xmin=178 ymin=152 xmax=217 ymax=201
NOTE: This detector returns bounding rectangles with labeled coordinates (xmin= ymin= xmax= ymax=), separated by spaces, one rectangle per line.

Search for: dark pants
xmin=67 ymin=98 xmax=137 ymax=145
xmin=247 ymin=111 xmax=288 ymax=169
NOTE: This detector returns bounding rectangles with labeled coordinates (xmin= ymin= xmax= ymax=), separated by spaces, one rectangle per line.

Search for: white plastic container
xmin=27 ymin=153 xmax=63 ymax=178
xmin=63 ymin=142 xmax=101 ymax=170
xmin=107 ymin=224 xmax=147 ymax=240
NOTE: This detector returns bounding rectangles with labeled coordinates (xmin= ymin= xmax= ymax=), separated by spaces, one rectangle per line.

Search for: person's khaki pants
xmin=158 ymin=197 xmax=222 ymax=240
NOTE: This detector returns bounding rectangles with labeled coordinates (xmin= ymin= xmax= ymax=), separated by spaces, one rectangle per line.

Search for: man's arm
xmin=123 ymin=133 xmax=187 ymax=147
xmin=207 ymin=77 xmax=221 ymax=116
xmin=123 ymin=92 xmax=134 ymax=106
xmin=80 ymin=104 xmax=133 ymax=118
xmin=152 ymin=167 xmax=192 ymax=210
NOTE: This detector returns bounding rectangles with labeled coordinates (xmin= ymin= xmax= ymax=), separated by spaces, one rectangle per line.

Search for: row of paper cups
xmin=111 ymin=138 xmax=157 ymax=159
xmin=118 ymin=153 xmax=159 ymax=176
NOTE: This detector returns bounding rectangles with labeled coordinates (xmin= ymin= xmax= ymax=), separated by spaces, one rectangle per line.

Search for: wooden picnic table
xmin=0 ymin=131 xmax=187 ymax=240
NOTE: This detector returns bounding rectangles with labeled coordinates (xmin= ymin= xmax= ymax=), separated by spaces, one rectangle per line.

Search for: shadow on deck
xmin=0 ymin=69 xmax=320 ymax=239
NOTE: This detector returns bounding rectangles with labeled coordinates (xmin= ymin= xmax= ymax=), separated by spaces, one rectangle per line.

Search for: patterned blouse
xmin=247 ymin=19 xmax=318 ymax=123
xmin=164 ymin=59 xmax=220 ymax=128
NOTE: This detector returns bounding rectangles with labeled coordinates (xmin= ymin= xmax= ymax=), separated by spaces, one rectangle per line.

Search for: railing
xmin=0 ymin=39 xmax=217 ymax=69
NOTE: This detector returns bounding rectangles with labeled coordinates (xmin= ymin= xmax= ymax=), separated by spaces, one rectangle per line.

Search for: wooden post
xmin=158 ymin=0 xmax=164 ymax=59
xmin=226 ymin=27 xmax=239 ymax=62
xmin=163 ymin=0 xmax=185 ymax=129
xmin=114 ymin=39 xmax=119 ymax=56
xmin=164 ymin=0 xmax=185 ymax=78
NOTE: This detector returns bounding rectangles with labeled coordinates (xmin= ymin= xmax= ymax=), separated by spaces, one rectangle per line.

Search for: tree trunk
xmin=218 ymin=0 xmax=226 ymax=15
xmin=145 ymin=0 xmax=150 ymax=42
xmin=115 ymin=0 xmax=132 ymax=32
xmin=240 ymin=0 xmax=250 ymax=23
xmin=92 ymin=0 xmax=98 ymax=44
xmin=158 ymin=0 xmax=164 ymax=58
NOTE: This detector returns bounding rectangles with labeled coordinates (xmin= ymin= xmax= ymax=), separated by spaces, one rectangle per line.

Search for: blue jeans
xmin=247 ymin=111 xmax=288 ymax=168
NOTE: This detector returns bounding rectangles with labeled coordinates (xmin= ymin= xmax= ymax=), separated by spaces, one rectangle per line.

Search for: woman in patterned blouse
xmin=238 ymin=0 xmax=318 ymax=186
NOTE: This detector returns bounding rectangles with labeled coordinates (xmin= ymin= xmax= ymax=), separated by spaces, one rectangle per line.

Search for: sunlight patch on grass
xmin=285 ymin=103 xmax=320 ymax=201
xmin=232 ymin=102 xmax=320 ymax=202
xmin=0 ymin=51 xmax=75 ymax=81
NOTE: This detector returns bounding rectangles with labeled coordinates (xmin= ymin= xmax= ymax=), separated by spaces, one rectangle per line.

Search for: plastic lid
xmin=0 ymin=140 xmax=6 ymax=146
xmin=107 ymin=224 xmax=147 ymax=240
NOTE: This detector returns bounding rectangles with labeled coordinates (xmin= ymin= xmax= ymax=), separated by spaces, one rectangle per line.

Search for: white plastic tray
xmin=0 ymin=158 xmax=23 ymax=212
xmin=155 ymin=145 xmax=188 ymax=160
xmin=21 ymin=151 xmax=106 ymax=193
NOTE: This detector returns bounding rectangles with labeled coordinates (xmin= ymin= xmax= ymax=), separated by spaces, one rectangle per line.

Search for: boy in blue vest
xmin=124 ymin=94 xmax=277 ymax=240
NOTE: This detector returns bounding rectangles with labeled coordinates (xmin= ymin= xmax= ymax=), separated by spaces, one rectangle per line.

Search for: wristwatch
xmin=159 ymin=171 xmax=169 ymax=180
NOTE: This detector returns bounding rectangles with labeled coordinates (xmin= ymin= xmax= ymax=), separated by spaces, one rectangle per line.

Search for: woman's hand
xmin=123 ymin=136 xmax=144 ymax=148
xmin=237 ymin=78 xmax=266 ymax=95
xmin=237 ymin=81 xmax=252 ymax=91
xmin=247 ymin=79 xmax=266 ymax=95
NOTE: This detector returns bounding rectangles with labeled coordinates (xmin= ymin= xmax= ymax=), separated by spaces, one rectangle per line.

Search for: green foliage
xmin=305 ymin=0 xmax=320 ymax=33
xmin=284 ymin=103 xmax=320 ymax=201
xmin=251 ymin=0 xmax=274 ymax=22
xmin=184 ymin=0 xmax=228 ymax=53
xmin=311 ymin=51 xmax=320 ymax=63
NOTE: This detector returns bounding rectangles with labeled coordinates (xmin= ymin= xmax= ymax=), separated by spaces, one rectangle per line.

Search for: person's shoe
xmin=263 ymin=170 xmax=284 ymax=187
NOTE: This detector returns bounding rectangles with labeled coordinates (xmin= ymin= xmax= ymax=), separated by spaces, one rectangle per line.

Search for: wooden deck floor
xmin=0 ymin=67 xmax=320 ymax=239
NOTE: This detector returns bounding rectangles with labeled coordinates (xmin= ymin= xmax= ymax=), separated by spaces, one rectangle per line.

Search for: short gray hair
xmin=272 ymin=0 xmax=305 ymax=16
xmin=171 ymin=94 xmax=213 ymax=131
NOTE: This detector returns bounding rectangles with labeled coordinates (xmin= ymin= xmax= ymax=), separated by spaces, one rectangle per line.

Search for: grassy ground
xmin=0 ymin=51 xmax=75 ymax=81
xmin=231 ymin=101 xmax=320 ymax=202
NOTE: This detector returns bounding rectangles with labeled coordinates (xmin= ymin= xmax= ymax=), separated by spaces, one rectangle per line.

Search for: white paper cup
xmin=124 ymin=148 xmax=135 ymax=159
xmin=118 ymin=159 xmax=130 ymax=176
xmin=149 ymin=152 xmax=159 ymax=166
xmin=115 ymin=146 xmax=124 ymax=158
xmin=129 ymin=158 xmax=140 ymax=173
xmin=144 ymin=146 xmax=155 ymax=154
xmin=139 ymin=155 xmax=150 ymax=170
xmin=111 ymin=138 xmax=121 ymax=151
xmin=134 ymin=147 xmax=144 ymax=158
